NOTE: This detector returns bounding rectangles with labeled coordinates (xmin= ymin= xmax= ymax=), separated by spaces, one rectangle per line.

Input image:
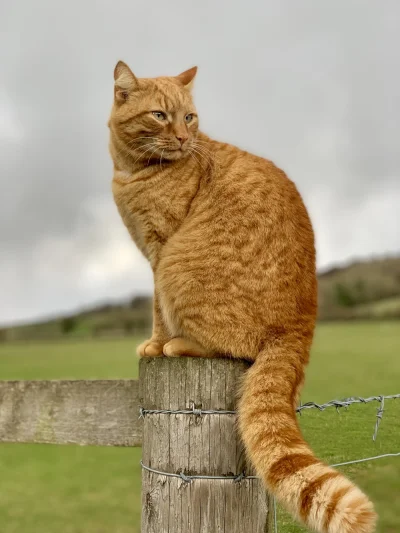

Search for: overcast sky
xmin=1 ymin=1 xmax=399 ymax=325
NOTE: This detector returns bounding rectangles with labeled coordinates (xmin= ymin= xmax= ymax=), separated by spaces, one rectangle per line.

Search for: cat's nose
xmin=176 ymin=134 xmax=188 ymax=146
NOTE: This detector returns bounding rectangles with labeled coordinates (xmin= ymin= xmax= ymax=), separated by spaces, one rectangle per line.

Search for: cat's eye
xmin=152 ymin=111 xmax=166 ymax=121
xmin=185 ymin=114 xmax=193 ymax=123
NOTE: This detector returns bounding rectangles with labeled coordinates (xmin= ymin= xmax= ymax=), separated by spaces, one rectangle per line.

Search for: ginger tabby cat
xmin=108 ymin=61 xmax=376 ymax=533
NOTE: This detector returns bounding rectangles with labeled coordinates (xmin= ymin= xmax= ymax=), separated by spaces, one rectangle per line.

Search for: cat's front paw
xmin=137 ymin=339 xmax=164 ymax=357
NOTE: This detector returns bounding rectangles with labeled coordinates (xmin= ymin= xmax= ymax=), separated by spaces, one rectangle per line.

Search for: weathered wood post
xmin=139 ymin=357 xmax=271 ymax=532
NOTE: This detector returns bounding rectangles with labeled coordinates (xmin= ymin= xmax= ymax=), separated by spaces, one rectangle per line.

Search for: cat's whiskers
xmin=192 ymin=140 xmax=216 ymax=159
xmin=188 ymin=148 xmax=206 ymax=170
xmin=192 ymin=138 xmax=212 ymax=147
xmin=191 ymin=142 xmax=219 ymax=173
xmin=191 ymin=140 xmax=213 ymax=158
xmin=187 ymin=150 xmax=203 ymax=170
xmin=131 ymin=143 xmax=160 ymax=167
xmin=113 ymin=142 xmax=141 ymax=160
xmin=113 ymin=136 xmax=162 ymax=159
xmin=113 ymin=138 xmax=153 ymax=159
xmin=189 ymin=145 xmax=213 ymax=169
xmin=124 ymin=144 xmax=156 ymax=161
xmin=191 ymin=138 xmax=212 ymax=148
xmin=126 ymin=138 xmax=160 ymax=151
xmin=191 ymin=141 xmax=215 ymax=162
xmin=147 ymin=146 xmax=161 ymax=166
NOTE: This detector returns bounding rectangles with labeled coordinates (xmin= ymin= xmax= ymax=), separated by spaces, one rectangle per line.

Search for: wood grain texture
xmin=139 ymin=357 xmax=270 ymax=533
xmin=0 ymin=379 xmax=142 ymax=446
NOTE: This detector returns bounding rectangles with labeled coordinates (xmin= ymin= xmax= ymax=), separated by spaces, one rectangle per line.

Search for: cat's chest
xmin=112 ymin=176 xmax=191 ymax=263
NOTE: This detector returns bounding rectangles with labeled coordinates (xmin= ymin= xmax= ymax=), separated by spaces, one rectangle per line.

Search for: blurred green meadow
xmin=0 ymin=322 xmax=399 ymax=533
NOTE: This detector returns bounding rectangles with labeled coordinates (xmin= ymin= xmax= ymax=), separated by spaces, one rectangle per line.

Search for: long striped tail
xmin=238 ymin=346 xmax=377 ymax=533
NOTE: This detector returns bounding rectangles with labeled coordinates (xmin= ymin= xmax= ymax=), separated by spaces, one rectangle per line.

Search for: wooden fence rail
xmin=0 ymin=358 xmax=271 ymax=532
xmin=0 ymin=379 xmax=141 ymax=446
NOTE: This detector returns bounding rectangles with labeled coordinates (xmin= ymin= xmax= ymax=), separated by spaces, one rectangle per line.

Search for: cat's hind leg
xmin=163 ymin=337 xmax=214 ymax=358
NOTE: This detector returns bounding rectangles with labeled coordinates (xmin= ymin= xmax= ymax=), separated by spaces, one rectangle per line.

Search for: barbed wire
xmin=140 ymin=393 xmax=400 ymax=440
xmin=139 ymin=405 xmax=236 ymax=418
xmin=297 ymin=393 xmax=400 ymax=441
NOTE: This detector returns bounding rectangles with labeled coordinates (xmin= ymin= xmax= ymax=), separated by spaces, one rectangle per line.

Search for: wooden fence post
xmin=139 ymin=357 xmax=271 ymax=532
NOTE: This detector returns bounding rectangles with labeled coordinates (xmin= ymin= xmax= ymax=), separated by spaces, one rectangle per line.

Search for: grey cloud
xmin=1 ymin=0 xmax=399 ymax=324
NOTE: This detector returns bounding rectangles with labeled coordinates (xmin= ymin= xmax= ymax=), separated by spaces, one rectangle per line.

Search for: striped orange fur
xmin=108 ymin=61 xmax=377 ymax=533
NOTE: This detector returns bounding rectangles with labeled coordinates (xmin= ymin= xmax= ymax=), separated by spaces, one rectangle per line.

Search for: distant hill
xmin=318 ymin=255 xmax=400 ymax=320
xmin=0 ymin=296 xmax=153 ymax=342
xmin=1 ymin=255 xmax=399 ymax=342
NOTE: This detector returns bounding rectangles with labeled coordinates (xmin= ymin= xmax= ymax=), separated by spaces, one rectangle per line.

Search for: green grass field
xmin=0 ymin=322 xmax=399 ymax=532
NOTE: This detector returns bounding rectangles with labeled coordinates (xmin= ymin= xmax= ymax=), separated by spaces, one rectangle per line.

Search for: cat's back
xmin=206 ymin=139 xmax=309 ymax=225
xmin=169 ymin=138 xmax=314 ymax=264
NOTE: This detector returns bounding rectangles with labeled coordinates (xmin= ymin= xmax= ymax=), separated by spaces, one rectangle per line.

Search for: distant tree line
xmin=1 ymin=257 xmax=400 ymax=341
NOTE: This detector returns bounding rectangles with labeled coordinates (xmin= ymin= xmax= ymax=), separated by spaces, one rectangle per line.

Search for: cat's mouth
xmin=163 ymin=146 xmax=190 ymax=160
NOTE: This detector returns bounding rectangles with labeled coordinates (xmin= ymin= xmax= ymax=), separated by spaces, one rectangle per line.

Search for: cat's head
xmin=109 ymin=61 xmax=198 ymax=163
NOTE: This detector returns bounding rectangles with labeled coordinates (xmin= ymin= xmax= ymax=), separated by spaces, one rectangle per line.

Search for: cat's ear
xmin=114 ymin=61 xmax=138 ymax=102
xmin=175 ymin=66 xmax=197 ymax=90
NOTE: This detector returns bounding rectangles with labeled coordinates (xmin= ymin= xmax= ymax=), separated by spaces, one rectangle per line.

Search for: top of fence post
xmin=139 ymin=356 xmax=271 ymax=533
